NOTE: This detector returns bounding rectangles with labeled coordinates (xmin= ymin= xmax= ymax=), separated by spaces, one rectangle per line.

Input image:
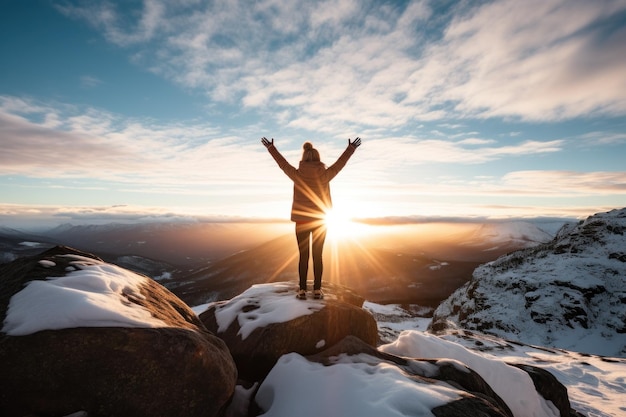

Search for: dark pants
xmin=295 ymin=222 xmax=327 ymax=291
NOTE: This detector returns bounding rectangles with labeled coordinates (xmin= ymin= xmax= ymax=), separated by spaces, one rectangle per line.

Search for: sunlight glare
xmin=324 ymin=207 xmax=368 ymax=240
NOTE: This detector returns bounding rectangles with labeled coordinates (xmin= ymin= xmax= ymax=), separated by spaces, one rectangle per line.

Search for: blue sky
xmin=1 ymin=0 xmax=625 ymax=228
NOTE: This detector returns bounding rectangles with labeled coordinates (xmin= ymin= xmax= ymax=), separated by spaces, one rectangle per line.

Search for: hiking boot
xmin=313 ymin=289 xmax=324 ymax=299
xmin=296 ymin=289 xmax=307 ymax=300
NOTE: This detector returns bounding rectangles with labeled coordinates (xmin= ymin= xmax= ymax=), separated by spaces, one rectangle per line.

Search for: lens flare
xmin=324 ymin=208 xmax=367 ymax=240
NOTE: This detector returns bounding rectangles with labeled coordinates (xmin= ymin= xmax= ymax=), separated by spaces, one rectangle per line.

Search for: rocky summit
xmin=430 ymin=208 xmax=626 ymax=357
xmin=197 ymin=282 xmax=580 ymax=417
xmin=198 ymin=281 xmax=379 ymax=380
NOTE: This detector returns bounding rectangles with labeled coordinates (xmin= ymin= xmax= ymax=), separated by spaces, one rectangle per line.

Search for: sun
xmin=324 ymin=207 xmax=368 ymax=240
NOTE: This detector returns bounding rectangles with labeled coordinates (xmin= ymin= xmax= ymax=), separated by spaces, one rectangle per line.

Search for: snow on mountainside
xmin=430 ymin=208 xmax=626 ymax=357
xmin=462 ymin=221 xmax=555 ymax=252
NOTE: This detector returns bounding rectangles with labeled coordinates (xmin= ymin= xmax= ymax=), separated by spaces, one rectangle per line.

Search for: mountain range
xmin=1 ymin=219 xmax=559 ymax=306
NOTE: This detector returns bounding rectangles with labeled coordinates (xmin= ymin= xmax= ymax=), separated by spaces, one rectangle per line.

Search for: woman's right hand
xmin=261 ymin=137 xmax=274 ymax=148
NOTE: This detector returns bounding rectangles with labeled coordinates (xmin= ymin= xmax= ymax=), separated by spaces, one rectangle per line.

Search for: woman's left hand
xmin=349 ymin=137 xmax=361 ymax=148
xmin=261 ymin=137 xmax=274 ymax=148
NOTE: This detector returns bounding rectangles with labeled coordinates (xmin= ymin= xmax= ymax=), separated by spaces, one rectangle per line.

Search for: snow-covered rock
xmin=430 ymin=208 xmax=626 ymax=357
xmin=198 ymin=282 xmax=582 ymax=417
xmin=198 ymin=281 xmax=378 ymax=380
xmin=0 ymin=246 xmax=236 ymax=417
xmin=257 ymin=336 xmax=514 ymax=417
xmin=253 ymin=332 xmax=585 ymax=417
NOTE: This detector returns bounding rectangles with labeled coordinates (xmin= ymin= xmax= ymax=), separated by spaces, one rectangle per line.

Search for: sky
xmin=1 ymin=0 xmax=626 ymax=228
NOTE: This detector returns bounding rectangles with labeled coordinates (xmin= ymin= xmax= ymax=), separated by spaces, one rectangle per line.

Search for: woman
xmin=261 ymin=136 xmax=361 ymax=299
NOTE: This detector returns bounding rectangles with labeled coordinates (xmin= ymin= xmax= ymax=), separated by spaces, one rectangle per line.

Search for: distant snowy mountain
xmin=112 ymin=255 xmax=177 ymax=281
xmin=461 ymin=221 xmax=555 ymax=252
xmin=0 ymin=226 xmax=50 ymax=242
xmin=40 ymin=222 xmax=287 ymax=267
xmin=0 ymin=226 xmax=27 ymax=237
xmin=430 ymin=208 xmax=626 ymax=357
xmin=0 ymin=228 xmax=54 ymax=263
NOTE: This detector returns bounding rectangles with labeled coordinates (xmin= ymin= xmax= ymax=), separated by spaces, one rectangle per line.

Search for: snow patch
xmin=19 ymin=241 xmax=43 ymax=247
xmin=2 ymin=259 xmax=167 ymax=336
xmin=256 ymin=352 xmax=462 ymax=417
xmin=213 ymin=282 xmax=325 ymax=340
xmin=381 ymin=331 xmax=559 ymax=417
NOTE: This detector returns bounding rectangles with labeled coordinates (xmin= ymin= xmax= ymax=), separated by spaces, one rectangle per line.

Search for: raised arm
xmin=261 ymin=137 xmax=298 ymax=180
xmin=325 ymin=137 xmax=361 ymax=181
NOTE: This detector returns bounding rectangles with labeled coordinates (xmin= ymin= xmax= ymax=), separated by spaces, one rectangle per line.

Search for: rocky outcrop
xmin=252 ymin=334 xmax=580 ymax=417
xmin=509 ymin=363 xmax=573 ymax=417
xmin=198 ymin=281 xmax=378 ymax=380
xmin=199 ymin=282 xmax=577 ymax=416
xmin=0 ymin=245 xmax=583 ymax=417
xmin=430 ymin=208 xmax=626 ymax=357
xmin=305 ymin=336 xmax=514 ymax=417
xmin=0 ymin=246 xmax=237 ymax=417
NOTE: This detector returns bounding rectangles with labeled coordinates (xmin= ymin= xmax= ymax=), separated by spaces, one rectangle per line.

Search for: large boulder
xmin=509 ymin=363 xmax=575 ymax=417
xmin=199 ymin=281 xmax=378 ymax=380
xmin=306 ymin=336 xmax=513 ymax=417
xmin=381 ymin=330 xmax=582 ymax=417
xmin=249 ymin=331 xmax=582 ymax=417
xmin=0 ymin=246 xmax=237 ymax=417
xmin=254 ymin=335 xmax=513 ymax=417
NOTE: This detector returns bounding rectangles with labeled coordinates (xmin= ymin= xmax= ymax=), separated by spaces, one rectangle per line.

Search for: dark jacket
xmin=267 ymin=144 xmax=356 ymax=222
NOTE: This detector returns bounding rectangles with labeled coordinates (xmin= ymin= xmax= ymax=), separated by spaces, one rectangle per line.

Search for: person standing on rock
xmin=261 ymin=136 xmax=361 ymax=300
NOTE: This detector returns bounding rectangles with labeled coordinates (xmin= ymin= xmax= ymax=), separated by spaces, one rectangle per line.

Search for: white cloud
xmin=578 ymin=131 xmax=626 ymax=145
xmin=56 ymin=1 xmax=166 ymax=46
xmin=1 ymin=92 xmax=624 ymax=223
xmin=501 ymin=170 xmax=626 ymax=195
xmin=388 ymin=170 xmax=626 ymax=200
xmin=0 ymin=94 xmax=570 ymax=191
xmin=80 ymin=75 xmax=103 ymax=88
xmin=423 ymin=0 xmax=626 ymax=120
xmin=360 ymin=137 xmax=563 ymax=169
xmin=0 ymin=97 xmax=270 ymax=187
xmin=55 ymin=0 xmax=626 ymax=129
xmin=309 ymin=0 xmax=360 ymax=29
xmin=457 ymin=138 xmax=496 ymax=146
xmin=0 ymin=110 xmax=140 ymax=176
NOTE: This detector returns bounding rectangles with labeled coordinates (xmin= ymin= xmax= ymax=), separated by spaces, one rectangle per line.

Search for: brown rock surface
xmin=0 ymin=246 xmax=237 ymax=417
xmin=199 ymin=281 xmax=378 ymax=380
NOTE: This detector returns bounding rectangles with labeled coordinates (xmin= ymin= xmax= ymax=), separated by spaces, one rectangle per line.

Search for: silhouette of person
xmin=261 ymin=136 xmax=362 ymax=299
